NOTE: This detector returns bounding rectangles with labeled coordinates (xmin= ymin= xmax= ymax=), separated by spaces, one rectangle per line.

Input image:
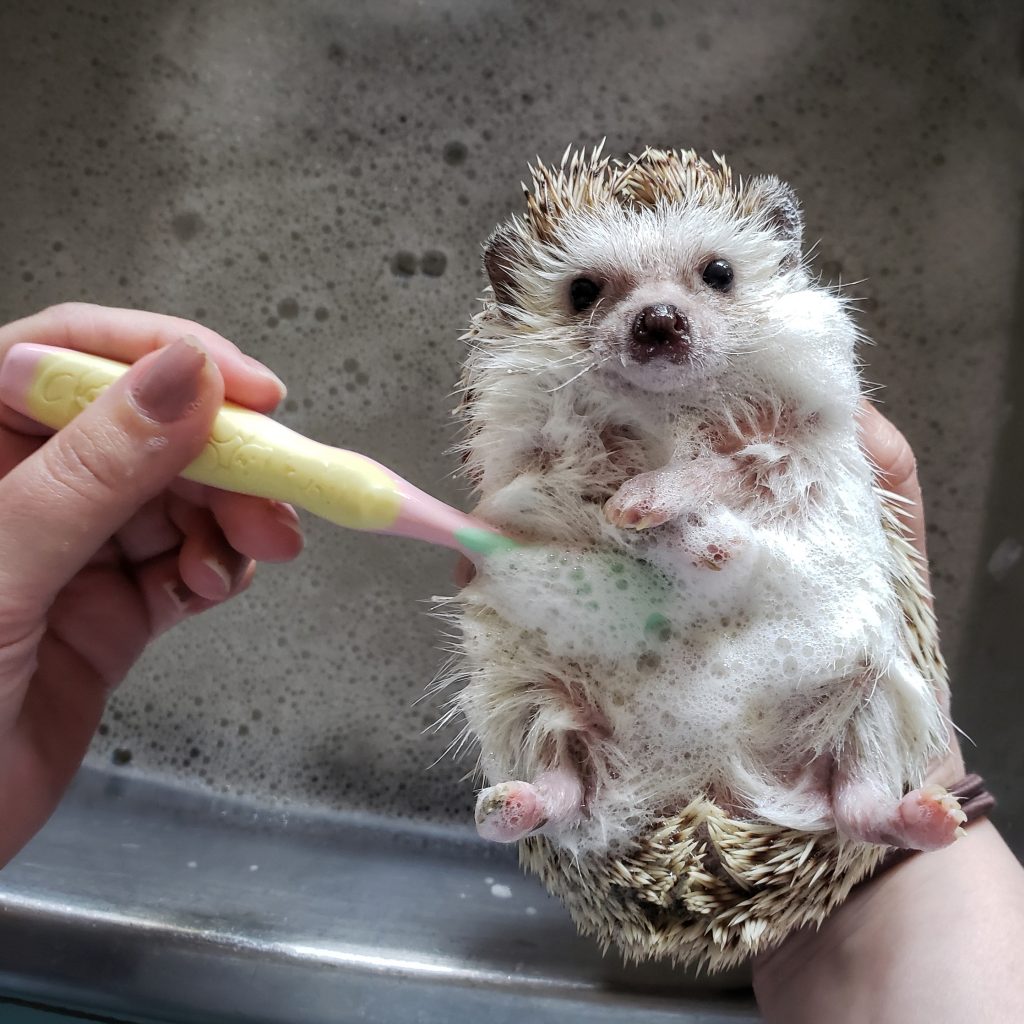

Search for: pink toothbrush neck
xmin=379 ymin=471 xmax=520 ymax=564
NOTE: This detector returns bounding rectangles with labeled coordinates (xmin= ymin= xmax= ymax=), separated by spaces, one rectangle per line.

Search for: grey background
xmin=0 ymin=0 xmax=1021 ymax=848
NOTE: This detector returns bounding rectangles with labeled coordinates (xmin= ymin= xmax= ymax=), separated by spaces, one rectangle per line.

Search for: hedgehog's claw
xmin=604 ymin=471 xmax=679 ymax=531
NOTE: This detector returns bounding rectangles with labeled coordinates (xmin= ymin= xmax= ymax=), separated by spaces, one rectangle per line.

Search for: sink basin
xmin=0 ymin=1 xmax=1020 ymax=1020
xmin=0 ymin=769 xmax=755 ymax=1022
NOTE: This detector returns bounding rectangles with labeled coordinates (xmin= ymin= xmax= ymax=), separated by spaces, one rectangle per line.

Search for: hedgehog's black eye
xmin=570 ymin=277 xmax=602 ymax=312
xmin=702 ymin=259 xmax=734 ymax=292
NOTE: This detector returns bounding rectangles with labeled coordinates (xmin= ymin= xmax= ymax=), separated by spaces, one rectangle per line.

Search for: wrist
xmin=752 ymin=819 xmax=1024 ymax=1024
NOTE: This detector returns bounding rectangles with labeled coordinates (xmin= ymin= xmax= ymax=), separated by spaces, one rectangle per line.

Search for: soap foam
xmin=472 ymin=546 xmax=678 ymax=663
xmin=461 ymin=454 xmax=913 ymax=852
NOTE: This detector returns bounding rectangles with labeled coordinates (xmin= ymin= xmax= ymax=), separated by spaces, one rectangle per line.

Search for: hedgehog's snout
xmin=629 ymin=303 xmax=691 ymax=364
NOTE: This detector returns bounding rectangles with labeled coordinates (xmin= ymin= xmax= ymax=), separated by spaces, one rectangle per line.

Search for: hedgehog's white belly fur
xmin=458 ymin=436 xmax=936 ymax=854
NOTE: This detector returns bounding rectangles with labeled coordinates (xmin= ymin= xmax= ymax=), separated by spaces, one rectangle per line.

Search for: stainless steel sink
xmin=0 ymin=769 xmax=756 ymax=1022
xmin=0 ymin=1 xmax=1020 ymax=1021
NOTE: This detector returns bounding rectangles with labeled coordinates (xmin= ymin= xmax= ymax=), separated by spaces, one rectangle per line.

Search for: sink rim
xmin=0 ymin=766 xmax=759 ymax=1024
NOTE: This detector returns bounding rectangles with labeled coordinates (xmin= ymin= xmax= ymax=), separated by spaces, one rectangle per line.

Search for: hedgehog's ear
xmin=746 ymin=176 xmax=803 ymax=268
xmin=483 ymin=226 xmax=522 ymax=309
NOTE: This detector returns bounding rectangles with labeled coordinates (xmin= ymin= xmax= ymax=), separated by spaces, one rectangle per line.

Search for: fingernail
xmin=204 ymin=552 xmax=253 ymax=596
xmin=270 ymin=501 xmax=302 ymax=535
xmin=132 ymin=337 xmax=208 ymax=423
xmin=242 ymin=353 xmax=287 ymax=398
xmin=231 ymin=555 xmax=253 ymax=590
xmin=201 ymin=557 xmax=233 ymax=598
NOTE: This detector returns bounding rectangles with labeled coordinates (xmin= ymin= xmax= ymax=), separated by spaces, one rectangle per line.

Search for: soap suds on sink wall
xmin=0 ymin=0 xmax=1018 ymax=825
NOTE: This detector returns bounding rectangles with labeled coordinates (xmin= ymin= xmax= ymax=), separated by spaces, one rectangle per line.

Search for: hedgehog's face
xmin=557 ymin=200 xmax=798 ymax=394
xmin=483 ymin=169 xmax=806 ymax=396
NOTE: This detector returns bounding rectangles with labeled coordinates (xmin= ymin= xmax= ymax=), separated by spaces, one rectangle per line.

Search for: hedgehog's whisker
xmin=542 ymin=348 xmax=594 ymax=369
xmin=584 ymin=296 xmax=608 ymax=331
xmin=546 ymin=349 xmax=614 ymax=393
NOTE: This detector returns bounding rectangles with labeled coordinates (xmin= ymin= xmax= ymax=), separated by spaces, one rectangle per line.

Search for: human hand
xmin=854 ymin=399 xmax=964 ymax=786
xmin=0 ymin=303 xmax=304 ymax=865
xmin=751 ymin=402 xmax=1011 ymax=1024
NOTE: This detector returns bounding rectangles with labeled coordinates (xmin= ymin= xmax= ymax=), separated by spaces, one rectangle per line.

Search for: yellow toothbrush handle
xmin=12 ymin=346 xmax=403 ymax=531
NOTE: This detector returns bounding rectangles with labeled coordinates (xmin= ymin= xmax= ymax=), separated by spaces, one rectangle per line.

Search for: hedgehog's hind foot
xmin=833 ymin=777 xmax=966 ymax=852
xmin=475 ymin=770 xmax=583 ymax=843
xmin=892 ymin=784 xmax=967 ymax=850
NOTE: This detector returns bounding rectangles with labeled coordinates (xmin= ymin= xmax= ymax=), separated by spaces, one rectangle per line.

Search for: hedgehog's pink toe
xmin=475 ymin=781 xmax=545 ymax=842
xmin=604 ymin=471 xmax=678 ymax=531
xmin=896 ymin=784 xmax=967 ymax=851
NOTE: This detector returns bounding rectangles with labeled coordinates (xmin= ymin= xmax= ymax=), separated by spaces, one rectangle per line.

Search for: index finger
xmin=0 ymin=303 xmax=286 ymax=414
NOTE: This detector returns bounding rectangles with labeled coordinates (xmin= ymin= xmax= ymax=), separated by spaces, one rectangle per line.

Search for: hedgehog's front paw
xmin=896 ymin=784 xmax=967 ymax=851
xmin=605 ymin=471 xmax=682 ymax=531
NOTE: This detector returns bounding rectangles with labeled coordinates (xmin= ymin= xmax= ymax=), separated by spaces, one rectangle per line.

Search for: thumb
xmin=0 ymin=336 xmax=224 ymax=614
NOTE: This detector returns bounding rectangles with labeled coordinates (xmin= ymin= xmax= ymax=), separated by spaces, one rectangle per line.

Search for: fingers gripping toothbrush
xmin=0 ymin=344 xmax=520 ymax=564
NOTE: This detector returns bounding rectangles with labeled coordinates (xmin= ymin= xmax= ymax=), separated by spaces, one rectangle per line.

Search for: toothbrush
xmin=0 ymin=344 xmax=676 ymax=645
xmin=0 ymin=343 xmax=520 ymax=565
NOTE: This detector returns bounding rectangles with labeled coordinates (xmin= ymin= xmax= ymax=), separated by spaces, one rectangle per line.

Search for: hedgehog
xmin=442 ymin=144 xmax=960 ymax=969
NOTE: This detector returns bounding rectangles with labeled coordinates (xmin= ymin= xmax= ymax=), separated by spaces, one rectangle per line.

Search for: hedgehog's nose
xmin=629 ymin=304 xmax=691 ymax=363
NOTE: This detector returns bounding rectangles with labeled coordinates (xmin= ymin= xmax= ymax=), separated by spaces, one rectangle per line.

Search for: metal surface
xmin=0 ymin=0 xmax=1021 ymax=1021
xmin=0 ymin=769 xmax=754 ymax=1023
